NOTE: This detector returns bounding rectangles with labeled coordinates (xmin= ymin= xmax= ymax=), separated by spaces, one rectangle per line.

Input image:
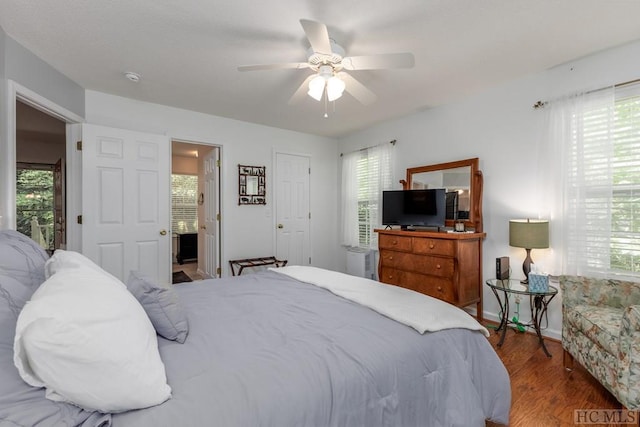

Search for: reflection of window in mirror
xmin=246 ymin=176 xmax=259 ymax=195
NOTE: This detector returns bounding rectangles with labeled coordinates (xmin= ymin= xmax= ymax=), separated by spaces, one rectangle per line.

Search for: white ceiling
xmin=2 ymin=1 xmax=640 ymax=138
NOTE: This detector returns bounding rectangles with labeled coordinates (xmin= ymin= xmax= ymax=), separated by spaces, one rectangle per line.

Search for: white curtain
xmin=341 ymin=143 xmax=394 ymax=248
xmin=341 ymin=151 xmax=360 ymax=248
xmin=541 ymin=87 xmax=616 ymax=277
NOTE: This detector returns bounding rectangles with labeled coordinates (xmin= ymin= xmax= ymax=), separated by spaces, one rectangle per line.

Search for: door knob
xmin=277 ymin=224 xmax=284 ymax=229
xmin=159 ymin=229 xmax=167 ymax=236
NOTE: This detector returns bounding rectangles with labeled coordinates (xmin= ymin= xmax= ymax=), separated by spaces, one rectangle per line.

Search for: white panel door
xmin=81 ymin=124 xmax=171 ymax=285
xmin=203 ymin=148 xmax=220 ymax=278
xmin=275 ymin=153 xmax=310 ymax=266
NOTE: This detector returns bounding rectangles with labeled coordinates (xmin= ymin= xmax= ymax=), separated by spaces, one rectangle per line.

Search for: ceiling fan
xmin=237 ymin=19 xmax=415 ymax=106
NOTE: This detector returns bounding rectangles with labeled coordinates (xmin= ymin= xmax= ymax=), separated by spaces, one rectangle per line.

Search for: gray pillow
xmin=0 ymin=229 xmax=49 ymax=293
xmin=126 ymin=271 xmax=189 ymax=343
xmin=0 ymin=230 xmax=106 ymax=426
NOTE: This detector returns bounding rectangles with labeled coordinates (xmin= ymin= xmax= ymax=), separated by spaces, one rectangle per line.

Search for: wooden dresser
xmin=375 ymin=229 xmax=485 ymax=321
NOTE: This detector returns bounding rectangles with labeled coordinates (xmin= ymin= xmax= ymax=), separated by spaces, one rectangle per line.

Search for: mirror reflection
xmin=410 ymin=166 xmax=471 ymax=220
xmin=246 ymin=176 xmax=259 ymax=195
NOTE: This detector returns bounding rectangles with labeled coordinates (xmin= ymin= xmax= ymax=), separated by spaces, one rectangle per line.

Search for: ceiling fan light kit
xmin=307 ymin=65 xmax=346 ymax=102
xmin=238 ymin=19 xmax=414 ymax=111
xmin=326 ymin=76 xmax=345 ymax=102
xmin=308 ymin=75 xmax=326 ymax=101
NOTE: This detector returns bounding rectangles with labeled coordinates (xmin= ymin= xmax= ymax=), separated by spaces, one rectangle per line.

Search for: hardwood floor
xmin=485 ymin=325 xmax=622 ymax=426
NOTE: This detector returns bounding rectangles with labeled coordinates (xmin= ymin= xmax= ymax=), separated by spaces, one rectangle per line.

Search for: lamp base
xmin=521 ymin=248 xmax=533 ymax=285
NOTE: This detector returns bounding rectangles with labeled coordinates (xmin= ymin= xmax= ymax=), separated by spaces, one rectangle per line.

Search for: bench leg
xmin=563 ymin=349 xmax=574 ymax=372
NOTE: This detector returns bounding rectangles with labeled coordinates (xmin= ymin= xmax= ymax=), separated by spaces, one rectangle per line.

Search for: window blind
xmin=565 ymin=83 xmax=640 ymax=276
xmin=351 ymin=144 xmax=393 ymax=247
xmin=171 ymin=174 xmax=198 ymax=234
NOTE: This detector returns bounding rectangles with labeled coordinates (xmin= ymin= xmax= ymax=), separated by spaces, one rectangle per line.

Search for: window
xmin=16 ymin=164 xmax=54 ymax=250
xmin=341 ymin=143 xmax=393 ymax=248
xmin=607 ymin=87 xmax=640 ymax=273
xmin=548 ymin=82 xmax=640 ymax=278
xmin=171 ymin=174 xmax=198 ymax=234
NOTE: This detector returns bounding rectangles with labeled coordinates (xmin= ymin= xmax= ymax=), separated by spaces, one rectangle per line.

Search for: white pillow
xmin=14 ymin=251 xmax=171 ymax=413
xmin=44 ymin=249 xmax=120 ymax=283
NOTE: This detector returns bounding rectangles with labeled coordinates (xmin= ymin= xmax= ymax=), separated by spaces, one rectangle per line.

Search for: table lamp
xmin=509 ymin=219 xmax=549 ymax=284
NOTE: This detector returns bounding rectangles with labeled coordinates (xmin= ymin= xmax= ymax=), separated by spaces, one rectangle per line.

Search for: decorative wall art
xmin=238 ymin=165 xmax=266 ymax=205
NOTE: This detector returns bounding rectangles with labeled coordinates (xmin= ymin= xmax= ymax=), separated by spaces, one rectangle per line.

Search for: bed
xmin=0 ymin=230 xmax=510 ymax=427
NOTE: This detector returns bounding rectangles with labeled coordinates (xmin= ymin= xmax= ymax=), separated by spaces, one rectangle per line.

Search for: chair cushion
xmin=565 ymin=304 xmax=622 ymax=356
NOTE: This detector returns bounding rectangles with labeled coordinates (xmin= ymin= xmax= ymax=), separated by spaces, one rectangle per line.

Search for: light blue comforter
xmin=110 ymin=270 xmax=510 ymax=427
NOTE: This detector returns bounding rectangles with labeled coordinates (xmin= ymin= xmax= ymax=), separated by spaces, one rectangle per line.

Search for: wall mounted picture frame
xmin=238 ymin=164 xmax=266 ymax=205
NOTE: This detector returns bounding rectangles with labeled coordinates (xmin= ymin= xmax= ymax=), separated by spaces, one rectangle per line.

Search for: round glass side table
xmin=486 ymin=278 xmax=558 ymax=357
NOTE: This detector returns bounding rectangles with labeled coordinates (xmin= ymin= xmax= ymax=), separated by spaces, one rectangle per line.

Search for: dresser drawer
xmin=412 ymin=238 xmax=454 ymax=256
xmin=380 ymin=250 xmax=454 ymax=278
xmin=414 ymin=276 xmax=456 ymax=305
xmin=380 ymin=268 xmax=456 ymax=304
xmin=379 ymin=234 xmax=412 ymax=252
xmin=380 ymin=267 xmax=405 ymax=287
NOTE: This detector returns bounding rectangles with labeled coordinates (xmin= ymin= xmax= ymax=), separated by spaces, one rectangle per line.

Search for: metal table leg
xmin=529 ymin=293 xmax=557 ymax=357
xmin=490 ymin=287 xmax=510 ymax=348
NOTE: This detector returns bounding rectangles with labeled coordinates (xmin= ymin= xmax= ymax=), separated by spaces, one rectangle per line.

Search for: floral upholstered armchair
xmin=560 ymin=275 xmax=640 ymax=409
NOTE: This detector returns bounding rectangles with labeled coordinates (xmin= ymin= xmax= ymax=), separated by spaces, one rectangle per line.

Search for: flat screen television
xmin=382 ymin=189 xmax=446 ymax=230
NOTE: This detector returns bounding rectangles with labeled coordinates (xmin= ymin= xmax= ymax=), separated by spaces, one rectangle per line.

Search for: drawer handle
xmin=388 ymin=256 xmax=393 ymax=260
xmin=437 ymin=286 xmax=443 ymax=292
xmin=388 ymin=275 xmax=393 ymax=279
xmin=429 ymin=243 xmax=435 ymax=249
xmin=436 ymin=264 xmax=441 ymax=269
xmin=392 ymin=240 xmax=398 ymax=245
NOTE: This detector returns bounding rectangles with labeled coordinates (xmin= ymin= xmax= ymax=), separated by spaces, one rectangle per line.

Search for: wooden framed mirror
xmin=238 ymin=164 xmax=266 ymax=205
xmin=400 ymin=158 xmax=483 ymax=232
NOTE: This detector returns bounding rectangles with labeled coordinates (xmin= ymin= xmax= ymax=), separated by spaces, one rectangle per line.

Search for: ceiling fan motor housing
xmin=307 ymin=41 xmax=345 ymax=72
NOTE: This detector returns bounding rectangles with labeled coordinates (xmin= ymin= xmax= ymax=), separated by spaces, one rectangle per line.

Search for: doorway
xmin=15 ymin=100 xmax=67 ymax=252
xmin=171 ymin=141 xmax=221 ymax=283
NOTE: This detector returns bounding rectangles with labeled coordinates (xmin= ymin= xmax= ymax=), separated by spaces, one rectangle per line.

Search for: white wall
xmin=172 ymin=155 xmax=198 ymax=175
xmin=1 ymin=31 xmax=85 ymax=230
xmin=338 ymin=39 xmax=640 ymax=339
xmin=84 ymin=91 xmax=340 ymax=275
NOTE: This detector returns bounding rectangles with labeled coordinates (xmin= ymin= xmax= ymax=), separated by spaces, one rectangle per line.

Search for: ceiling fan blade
xmin=338 ymin=72 xmax=377 ymax=105
xmin=342 ymin=53 xmax=415 ymax=71
xmin=300 ymin=19 xmax=332 ymax=55
xmin=238 ymin=63 xmax=309 ymax=72
xmin=288 ymin=75 xmax=316 ymax=105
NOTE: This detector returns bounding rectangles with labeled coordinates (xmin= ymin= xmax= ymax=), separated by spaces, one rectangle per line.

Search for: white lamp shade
xmin=326 ymin=76 xmax=345 ymax=102
xmin=307 ymin=76 xmax=325 ymax=101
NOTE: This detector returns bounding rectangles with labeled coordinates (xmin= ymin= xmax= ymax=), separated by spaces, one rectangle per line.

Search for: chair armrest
xmin=617 ymin=305 xmax=640 ymax=409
